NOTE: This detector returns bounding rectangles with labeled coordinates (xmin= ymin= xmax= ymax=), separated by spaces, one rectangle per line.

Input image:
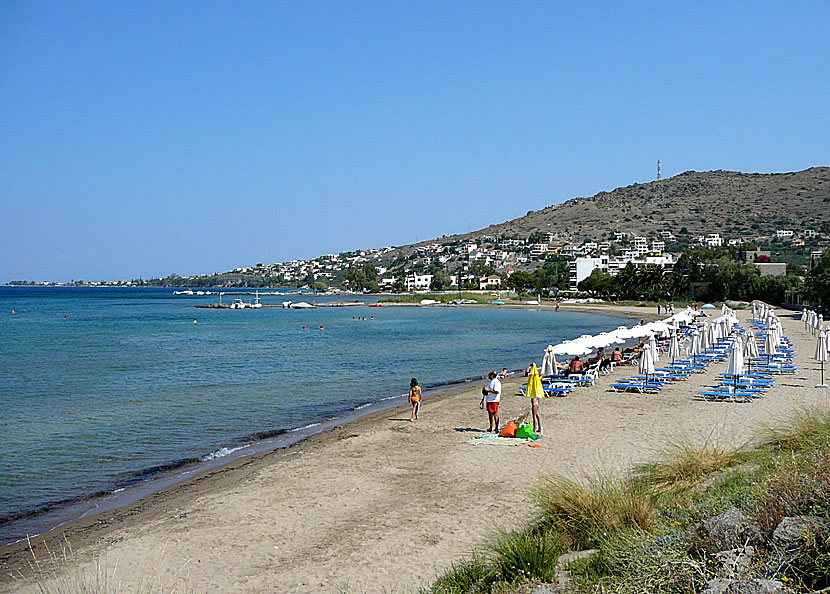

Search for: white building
xmin=776 ymin=230 xmax=793 ymax=238
xmin=569 ymin=254 xmax=676 ymax=292
xmin=805 ymin=229 xmax=817 ymax=238
xmin=457 ymin=242 xmax=478 ymax=255
xmin=530 ymin=243 xmax=548 ymax=257
xmin=499 ymin=239 xmax=524 ymax=249
xmin=479 ymin=275 xmax=502 ymax=290
xmin=705 ymin=233 xmax=723 ymax=247
xmin=633 ymin=236 xmax=648 ymax=256
xmin=569 ymin=256 xmax=609 ymax=291
xmin=650 ymin=240 xmax=665 ymax=254
xmin=582 ymin=242 xmax=598 ymax=254
xmin=613 ymin=232 xmax=627 ymax=241
xmin=404 ymin=274 xmax=433 ymax=291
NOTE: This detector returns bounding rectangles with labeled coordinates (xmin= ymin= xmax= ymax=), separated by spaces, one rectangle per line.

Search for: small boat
xmin=230 ymin=299 xmax=248 ymax=309
xmin=491 ymin=300 xmax=505 ymax=305
xmin=250 ymin=290 xmax=263 ymax=309
xmin=368 ymin=303 xmax=385 ymax=308
xmin=173 ymin=289 xmax=195 ymax=295
xmin=290 ymin=301 xmax=314 ymax=309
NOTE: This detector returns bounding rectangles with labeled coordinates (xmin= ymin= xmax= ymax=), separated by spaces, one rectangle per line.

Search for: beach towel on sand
xmin=468 ymin=433 xmax=530 ymax=446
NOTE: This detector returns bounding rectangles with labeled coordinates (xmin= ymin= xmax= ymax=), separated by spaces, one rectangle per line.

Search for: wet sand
xmin=4 ymin=306 xmax=826 ymax=593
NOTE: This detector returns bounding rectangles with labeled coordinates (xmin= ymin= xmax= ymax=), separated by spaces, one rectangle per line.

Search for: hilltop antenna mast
xmin=656 ymin=160 xmax=661 ymax=180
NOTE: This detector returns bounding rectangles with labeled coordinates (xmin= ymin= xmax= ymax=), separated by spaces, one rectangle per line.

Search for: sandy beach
xmin=3 ymin=306 xmax=827 ymax=594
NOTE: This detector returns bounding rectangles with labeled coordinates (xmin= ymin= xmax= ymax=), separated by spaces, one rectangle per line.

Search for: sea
xmin=0 ymin=286 xmax=630 ymax=545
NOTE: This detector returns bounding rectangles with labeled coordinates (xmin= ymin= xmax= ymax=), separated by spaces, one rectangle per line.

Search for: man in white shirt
xmin=483 ymin=370 xmax=502 ymax=432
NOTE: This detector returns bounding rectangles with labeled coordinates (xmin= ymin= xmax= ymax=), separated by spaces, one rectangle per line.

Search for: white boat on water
xmin=290 ymin=301 xmax=314 ymax=309
xmin=230 ymin=298 xmax=248 ymax=309
xmin=250 ymin=291 xmax=263 ymax=309
xmin=173 ymin=289 xmax=195 ymax=295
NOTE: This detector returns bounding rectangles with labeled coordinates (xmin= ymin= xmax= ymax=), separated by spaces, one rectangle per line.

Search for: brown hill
xmin=389 ymin=167 xmax=830 ymax=257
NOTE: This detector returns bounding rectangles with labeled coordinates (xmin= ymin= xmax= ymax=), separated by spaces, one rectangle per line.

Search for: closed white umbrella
xmin=668 ymin=331 xmax=680 ymax=363
xmin=725 ymin=339 xmax=745 ymax=387
xmin=707 ymin=322 xmax=718 ymax=348
xmin=815 ymin=328 xmax=829 ymax=388
xmin=701 ymin=322 xmax=711 ymax=352
xmin=764 ymin=330 xmax=777 ymax=364
xmin=690 ymin=332 xmax=701 ymax=365
xmin=743 ymin=332 xmax=759 ymax=373
xmin=541 ymin=345 xmax=557 ymax=377
xmin=639 ymin=341 xmax=656 ymax=381
xmin=648 ymin=333 xmax=659 ymax=363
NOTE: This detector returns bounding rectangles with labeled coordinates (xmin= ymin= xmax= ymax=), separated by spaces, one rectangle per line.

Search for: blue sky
xmin=1 ymin=2 xmax=828 ymax=282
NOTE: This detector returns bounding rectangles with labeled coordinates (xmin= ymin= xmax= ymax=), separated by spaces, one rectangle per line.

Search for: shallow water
xmin=0 ymin=287 xmax=629 ymax=541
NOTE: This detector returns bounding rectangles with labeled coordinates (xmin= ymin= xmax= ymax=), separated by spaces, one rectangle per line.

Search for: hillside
xmin=388 ymin=167 xmax=830 ymax=258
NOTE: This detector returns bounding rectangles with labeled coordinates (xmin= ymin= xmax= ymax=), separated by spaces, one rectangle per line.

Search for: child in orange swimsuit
xmin=409 ymin=378 xmax=422 ymax=421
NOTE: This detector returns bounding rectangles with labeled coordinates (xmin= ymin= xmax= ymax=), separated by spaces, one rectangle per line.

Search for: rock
xmin=690 ymin=508 xmax=764 ymax=553
xmin=714 ymin=545 xmax=755 ymax=578
xmin=529 ymin=586 xmax=557 ymax=594
xmin=700 ymin=578 xmax=794 ymax=594
xmin=771 ymin=516 xmax=828 ymax=551
xmin=555 ymin=548 xmax=598 ymax=567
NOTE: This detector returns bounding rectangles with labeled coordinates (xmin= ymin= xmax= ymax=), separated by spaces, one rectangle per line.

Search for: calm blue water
xmin=0 ymin=287 xmax=628 ymax=540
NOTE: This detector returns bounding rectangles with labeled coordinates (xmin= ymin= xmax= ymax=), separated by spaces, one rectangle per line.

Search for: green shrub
xmin=425 ymin=556 xmax=491 ymax=594
xmin=572 ymin=529 xmax=708 ymax=594
xmin=485 ymin=529 xmax=566 ymax=584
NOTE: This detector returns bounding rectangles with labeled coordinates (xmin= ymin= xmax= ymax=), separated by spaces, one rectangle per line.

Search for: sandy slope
xmin=4 ymin=307 xmax=828 ymax=594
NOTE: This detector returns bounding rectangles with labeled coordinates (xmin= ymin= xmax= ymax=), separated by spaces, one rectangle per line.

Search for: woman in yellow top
xmin=409 ymin=378 xmax=422 ymax=422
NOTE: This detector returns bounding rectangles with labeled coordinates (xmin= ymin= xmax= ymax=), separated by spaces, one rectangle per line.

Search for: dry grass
xmin=759 ymin=406 xmax=830 ymax=453
xmin=10 ymin=537 xmax=192 ymax=594
xmin=532 ymin=473 xmax=657 ymax=548
xmin=633 ymin=438 xmax=745 ymax=493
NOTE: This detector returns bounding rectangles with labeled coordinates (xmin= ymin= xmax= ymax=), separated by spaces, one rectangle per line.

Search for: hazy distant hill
xmin=390 ymin=167 xmax=830 ymax=256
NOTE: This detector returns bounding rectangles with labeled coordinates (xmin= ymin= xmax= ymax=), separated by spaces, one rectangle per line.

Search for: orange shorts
xmin=486 ymin=401 xmax=499 ymax=414
xmin=411 ymin=396 xmax=420 ymax=404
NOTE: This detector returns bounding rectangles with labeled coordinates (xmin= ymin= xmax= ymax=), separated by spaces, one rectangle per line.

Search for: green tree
xmin=430 ymin=270 xmax=452 ymax=290
xmin=806 ymin=249 xmax=830 ymax=306
xmin=506 ymin=271 xmax=534 ymax=297
xmin=578 ymin=269 xmax=614 ymax=298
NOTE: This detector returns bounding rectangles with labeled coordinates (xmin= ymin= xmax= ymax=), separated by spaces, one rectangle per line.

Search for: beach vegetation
xmin=14 ymin=536 xmax=193 ymax=594
xmin=423 ymin=407 xmax=830 ymax=594
xmin=532 ymin=473 xmax=658 ymax=548
xmin=632 ymin=437 xmax=745 ymax=494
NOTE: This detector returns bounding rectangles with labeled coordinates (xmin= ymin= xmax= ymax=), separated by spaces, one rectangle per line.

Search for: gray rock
xmin=691 ymin=508 xmax=764 ymax=553
xmin=529 ymin=587 xmax=557 ymax=594
xmin=555 ymin=548 xmax=598 ymax=567
xmin=772 ymin=515 xmax=828 ymax=551
xmin=714 ymin=545 xmax=755 ymax=578
xmin=700 ymin=578 xmax=794 ymax=594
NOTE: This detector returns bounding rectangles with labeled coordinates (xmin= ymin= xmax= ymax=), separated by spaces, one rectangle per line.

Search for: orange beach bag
xmin=498 ymin=421 xmax=517 ymax=438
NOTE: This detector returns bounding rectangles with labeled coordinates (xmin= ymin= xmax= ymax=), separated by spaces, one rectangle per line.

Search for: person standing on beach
xmin=409 ymin=378 xmax=422 ymax=421
xmin=483 ymin=371 xmax=502 ymax=432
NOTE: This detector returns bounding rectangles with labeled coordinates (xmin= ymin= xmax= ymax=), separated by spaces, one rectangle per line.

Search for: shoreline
xmin=1 ymin=304 xmax=667 ymax=591
xmin=0 ymin=304 xmax=653 ymax=552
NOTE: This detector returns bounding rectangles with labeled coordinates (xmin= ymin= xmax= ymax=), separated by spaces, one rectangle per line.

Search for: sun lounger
xmin=610 ymin=381 xmax=662 ymax=393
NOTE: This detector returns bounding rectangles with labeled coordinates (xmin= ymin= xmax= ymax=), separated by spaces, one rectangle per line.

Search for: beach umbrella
xmin=743 ymin=332 xmax=759 ymax=373
xmin=525 ymin=363 xmax=546 ymax=399
xmin=668 ymin=331 xmax=680 ymax=364
xmin=725 ymin=339 xmax=745 ymax=388
xmin=815 ymin=328 xmax=829 ymax=389
xmin=764 ymin=330 xmax=777 ymax=364
xmin=707 ymin=322 xmax=718 ymax=349
xmin=552 ymin=341 xmax=591 ymax=357
xmin=639 ymin=340 xmax=656 ymax=382
xmin=690 ymin=331 xmax=701 ymax=365
xmin=701 ymin=322 xmax=711 ymax=352
xmin=541 ymin=345 xmax=557 ymax=377
xmin=648 ymin=334 xmax=659 ymax=363
xmin=702 ymin=303 xmax=716 ymax=309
